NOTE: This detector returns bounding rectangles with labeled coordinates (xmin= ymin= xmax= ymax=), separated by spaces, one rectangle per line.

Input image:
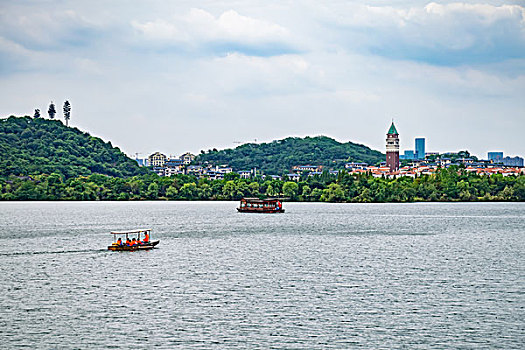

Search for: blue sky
xmin=0 ymin=0 xmax=524 ymax=159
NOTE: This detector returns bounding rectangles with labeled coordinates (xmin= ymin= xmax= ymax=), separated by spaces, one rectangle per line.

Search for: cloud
xmin=132 ymin=8 xmax=297 ymax=56
xmin=0 ymin=9 xmax=100 ymax=51
xmin=324 ymin=2 xmax=525 ymax=65
xmin=0 ymin=1 xmax=523 ymax=157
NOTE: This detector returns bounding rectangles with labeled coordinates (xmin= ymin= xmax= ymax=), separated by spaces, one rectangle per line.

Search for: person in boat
xmin=126 ymin=237 xmax=131 ymax=246
xmin=143 ymin=231 xmax=150 ymax=244
xmin=131 ymin=238 xmax=137 ymax=246
xmin=117 ymin=237 xmax=122 ymax=246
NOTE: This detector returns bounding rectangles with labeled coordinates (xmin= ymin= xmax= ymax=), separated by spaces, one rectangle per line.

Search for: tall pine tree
xmin=63 ymin=100 xmax=71 ymax=126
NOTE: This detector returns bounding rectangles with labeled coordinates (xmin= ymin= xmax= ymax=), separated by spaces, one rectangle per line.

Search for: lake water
xmin=0 ymin=201 xmax=523 ymax=349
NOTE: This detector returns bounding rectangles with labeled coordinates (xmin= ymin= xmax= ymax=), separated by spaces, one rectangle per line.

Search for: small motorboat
xmin=108 ymin=229 xmax=160 ymax=251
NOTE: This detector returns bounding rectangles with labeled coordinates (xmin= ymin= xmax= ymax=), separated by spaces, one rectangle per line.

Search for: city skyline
xmin=0 ymin=1 xmax=524 ymax=158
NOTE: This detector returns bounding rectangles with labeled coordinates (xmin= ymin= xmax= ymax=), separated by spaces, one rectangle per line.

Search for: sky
xmin=0 ymin=0 xmax=524 ymax=159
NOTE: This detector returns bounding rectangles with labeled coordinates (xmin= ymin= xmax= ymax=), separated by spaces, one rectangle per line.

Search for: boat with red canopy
xmin=108 ymin=229 xmax=159 ymax=251
xmin=237 ymin=198 xmax=285 ymax=213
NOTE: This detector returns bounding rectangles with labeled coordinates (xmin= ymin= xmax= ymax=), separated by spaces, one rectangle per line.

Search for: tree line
xmin=1 ymin=166 xmax=523 ymax=202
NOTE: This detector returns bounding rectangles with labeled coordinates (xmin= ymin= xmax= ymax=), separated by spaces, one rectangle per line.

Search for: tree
xmin=34 ymin=109 xmax=41 ymax=118
xmin=146 ymin=182 xmax=159 ymax=199
xmin=320 ymin=183 xmax=345 ymax=202
xmin=283 ymin=181 xmax=299 ymax=200
xmin=48 ymin=102 xmax=56 ymax=119
xmin=63 ymin=100 xmax=71 ymax=126
xmin=248 ymin=182 xmax=260 ymax=197
xmin=179 ymin=182 xmax=197 ymax=199
xmin=166 ymin=186 xmax=178 ymax=199
xmin=222 ymin=181 xmax=237 ymax=200
xmin=300 ymin=185 xmax=311 ymax=201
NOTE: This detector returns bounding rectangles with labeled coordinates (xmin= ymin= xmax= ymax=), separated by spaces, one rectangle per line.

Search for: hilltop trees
xmin=33 ymin=109 xmax=41 ymax=118
xmin=63 ymin=100 xmax=71 ymax=126
xmin=48 ymin=102 xmax=56 ymax=119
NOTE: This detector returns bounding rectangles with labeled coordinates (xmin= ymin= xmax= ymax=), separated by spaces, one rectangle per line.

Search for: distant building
xmin=292 ymin=165 xmax=323 ymax=173
xmin=286 ymin=174 xmax=300 ymax=181
xmin=457 ymin=158 xmax=475 ymax=165
xmin=134 ymin=158 xmax=146 ymax=167
xmin=238 ymin=170 xmax=251 ymax=179
xmin=263 ymin=175 xmax=282 ymax=181
xmin=180 ymin=152 xmax=196 ymax=165
xmin=386 ymin=121 xmax=400 ymax=172
xmin=503 ymin=156 xmax=524 ymax=167
xmin=205 ymin=172 xmax=224 ymax=180
xmin=164 ymin=159 xmax=184 ymax=176
xmin=488 ymin=152 xmax=504 ymax=163
xmin=152 ymin=166 xmax=165 ymax=176
xmin=345 ymin=162 xmax=368 ymax=170
xmin=186 ymin=165 xmax=204 ymax=175
xmin=415 ymin=138 xmax=425 ymax=160
xmin=148 ymin=152 xmax=167 ymax=167
xmin=216 ymin=166 xmax=233 ymax=174
xmin=400 ymin=150 xmax=415 ymax=160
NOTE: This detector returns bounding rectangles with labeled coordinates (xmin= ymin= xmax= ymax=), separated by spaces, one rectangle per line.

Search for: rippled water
xmin=0 ymin=201 xmax=523 ymax=349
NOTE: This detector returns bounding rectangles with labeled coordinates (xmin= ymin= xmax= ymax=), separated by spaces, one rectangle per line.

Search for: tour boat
xmin=108 ymin=229 xmax=160 ymax=251
xmin=237 ymin=198 xmax=285 ymax=213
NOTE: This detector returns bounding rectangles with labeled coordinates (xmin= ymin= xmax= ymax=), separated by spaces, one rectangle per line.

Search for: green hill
xmin=196 ymin=136 xmax=384 ymax=174
xmin=0 ymin=116 xmax=149 ymax=178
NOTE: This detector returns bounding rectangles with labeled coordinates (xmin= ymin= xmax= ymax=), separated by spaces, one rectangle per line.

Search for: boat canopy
xmin=110 ymin=229 xmax=152 ymax=235
xmin=240 ymin=198 xmax=285 ymax=203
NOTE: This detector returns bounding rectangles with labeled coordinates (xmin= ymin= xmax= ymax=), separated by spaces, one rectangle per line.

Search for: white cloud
xmin=0 ymin=9 xmax=99 ymax=51
xmin=322 ymin=2 xmax=525 ymax=64
xmin=132 ymin=8 xmax=292 ymax=54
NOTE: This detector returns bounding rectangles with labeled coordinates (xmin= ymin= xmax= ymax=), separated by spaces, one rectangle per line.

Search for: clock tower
xmin=386 ymin=121 xmax=400 ymax=172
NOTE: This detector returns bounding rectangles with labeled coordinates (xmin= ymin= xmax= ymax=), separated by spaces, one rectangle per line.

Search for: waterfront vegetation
xmin=1 ymin=166 xmax=523 ymax=202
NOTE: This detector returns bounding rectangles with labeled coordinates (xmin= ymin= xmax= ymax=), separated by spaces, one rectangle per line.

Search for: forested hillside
xmin=196 ymin=136 xmax=384 ymax=174
xmin=0 ymin=116 xmax=148 ymax=178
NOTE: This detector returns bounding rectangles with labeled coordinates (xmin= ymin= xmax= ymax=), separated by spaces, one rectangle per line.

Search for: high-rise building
xmin=415 ymin=138 xmax=425 ymax=160
xmin=488 ymin=152 xmax=503 ymax=163
xmin=386 ymin=122 xmax=400 ymax=172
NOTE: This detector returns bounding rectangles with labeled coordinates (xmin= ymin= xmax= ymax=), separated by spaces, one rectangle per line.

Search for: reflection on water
xmin=0 ymin=201 xmax=523 ymax=349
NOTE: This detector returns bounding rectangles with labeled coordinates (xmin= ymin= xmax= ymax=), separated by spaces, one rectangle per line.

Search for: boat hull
xmin=108 ymin=240 xmax=160 ymax=251
xmin=237 ymin=208 xmax=285 ymax=213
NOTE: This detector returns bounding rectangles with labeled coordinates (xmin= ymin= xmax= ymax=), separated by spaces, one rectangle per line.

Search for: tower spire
xmin=387 ymin=121 xmax=398 ymax=135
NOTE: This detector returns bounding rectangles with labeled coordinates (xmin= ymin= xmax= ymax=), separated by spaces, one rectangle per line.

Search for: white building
xmin=148 ymin=152 xmax=167 ymax=167
xmin=180 ymin=152 xmax=196 ymax=165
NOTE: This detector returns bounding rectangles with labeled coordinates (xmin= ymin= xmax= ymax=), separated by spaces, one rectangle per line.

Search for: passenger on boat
xmin=117 ymin=237 xmax=122 ymax=245
xmin=131 ymin=238 xmax=137 ymax=246
xmin=126 ymin=237 xmax=131 ymax=246
xmin=143 ymin=232 xmax=149 ymax=244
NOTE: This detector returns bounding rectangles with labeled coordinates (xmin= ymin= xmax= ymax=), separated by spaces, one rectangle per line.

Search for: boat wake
xmin=0 ymin=249 xmax=106 ymax=257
